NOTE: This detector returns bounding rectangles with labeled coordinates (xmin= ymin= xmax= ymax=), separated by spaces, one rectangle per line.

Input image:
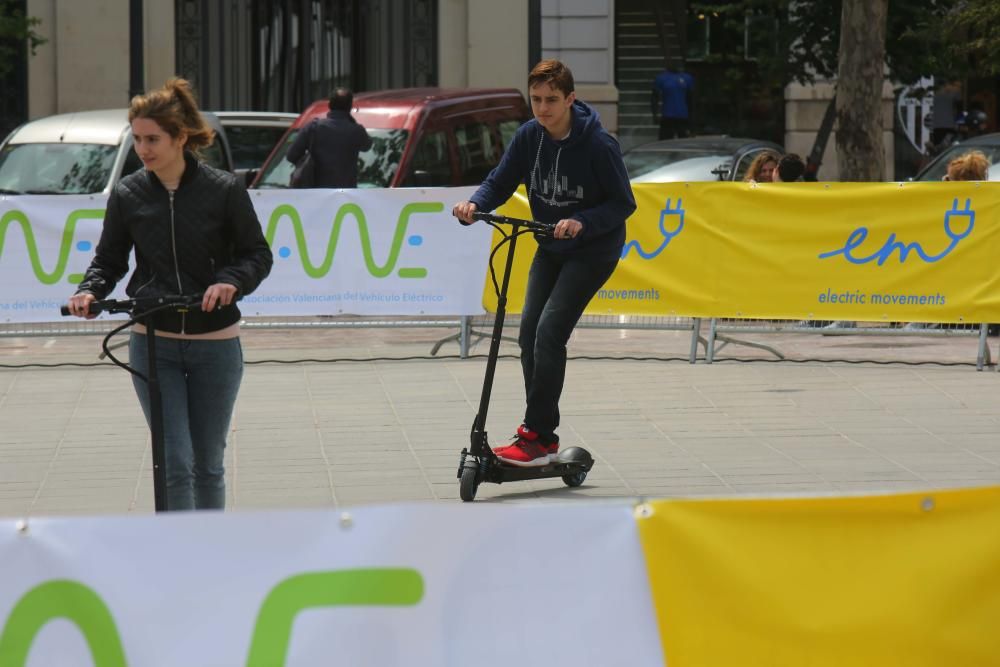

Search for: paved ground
xmin=1 ymin=322 xmax=999 ymax=517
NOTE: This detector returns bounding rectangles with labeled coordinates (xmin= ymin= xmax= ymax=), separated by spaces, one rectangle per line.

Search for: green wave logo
xmin=246 ymin=568 xmax=424 ymax=666
xmin=265 ymin=202 xmax=444 ymax=279
xmin=0 ymin=209 xmax=106 ymax=284
xmin=0 ymin=569 xmax=424 ymax=666
xmin=0 ymin=580 xmax=128 ymax=667
xmin=0 ymin=200 xmax=444 ymax=286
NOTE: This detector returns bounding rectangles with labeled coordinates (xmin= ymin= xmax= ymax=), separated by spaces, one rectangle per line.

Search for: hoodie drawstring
xmin=529 ymin=132 xmax=564 ymax=205
xmin=529 ymin=132 xmax=544 ymax=201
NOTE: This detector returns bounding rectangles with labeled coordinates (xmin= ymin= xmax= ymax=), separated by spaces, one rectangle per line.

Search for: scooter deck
xmin=486 ymin=457 xmax=593 ymax=484
xmin=459 ymin=445 xmax=595 ymax=484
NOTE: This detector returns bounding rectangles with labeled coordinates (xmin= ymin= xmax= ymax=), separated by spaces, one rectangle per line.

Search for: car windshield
xmin=625 ymin=149 xmax=732 ymax=182
xmin=917 ymin=144 xmax=1000 ymax=181
xmin=0 ymin=143 xmax=118 ymax=194
xmin=255 ymin=128 xmax=409 ymax=188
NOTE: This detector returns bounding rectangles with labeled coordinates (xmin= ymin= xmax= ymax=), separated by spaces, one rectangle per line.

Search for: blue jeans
xmin=519 ymin=250 xmax=619 ymax=440
xmin=129 ymin=333 xmax=243 ymax=511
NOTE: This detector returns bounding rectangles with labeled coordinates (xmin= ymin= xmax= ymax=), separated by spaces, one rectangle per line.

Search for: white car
xmin=0 ymin=109 xmax=233 ymax=195
xmin=208 ymin=111 xmax=297 ymax=184
xmin=624 ymin=136 xmax=784 ymax=183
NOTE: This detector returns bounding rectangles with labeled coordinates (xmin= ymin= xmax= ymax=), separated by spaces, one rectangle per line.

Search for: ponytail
xmin=129 ymin=77 xmax=215 ymax=155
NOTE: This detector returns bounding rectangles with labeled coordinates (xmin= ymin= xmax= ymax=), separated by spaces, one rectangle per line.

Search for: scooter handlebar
xmin=469 ymin=212 xmax=555 ymax=236
xmin=60 ymin=301 xmax=106 ymax=317
xmin=60 ymin=293 xmax=205 ymax=317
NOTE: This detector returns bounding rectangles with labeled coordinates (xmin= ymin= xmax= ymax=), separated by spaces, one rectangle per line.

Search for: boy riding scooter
xmin=453 ymin=59 xmax=636 ymax=467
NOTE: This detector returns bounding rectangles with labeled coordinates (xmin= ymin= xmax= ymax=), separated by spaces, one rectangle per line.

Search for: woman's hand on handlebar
xmin=452 ymin=200 xmax=478 ymax=224
xmin=554 ymin=218 xmax=582 ymax=240
xmin=66 ymin=292 xmax=97 ymax=319
xmin=202 ymin=283 xmax=238 ymax=312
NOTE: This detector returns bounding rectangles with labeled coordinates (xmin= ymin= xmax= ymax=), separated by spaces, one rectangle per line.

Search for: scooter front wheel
xmin=460 ymin=466 xmax=479 ymax=501
xmin=562 ymin=471 xmax=587 ymax=487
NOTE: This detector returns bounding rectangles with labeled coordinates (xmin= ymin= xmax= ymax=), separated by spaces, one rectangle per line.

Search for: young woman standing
xmin=67 ymin=78 xmax=273 ymax=510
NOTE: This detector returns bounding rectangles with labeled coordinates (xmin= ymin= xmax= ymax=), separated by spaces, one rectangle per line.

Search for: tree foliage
xmin=0 ymin=1 xmax=46 ymax=80
xmin=901 ymin=0 xmax=1000 ymax=77
xmin=690 ymin=0 xmax=1000 ymax=89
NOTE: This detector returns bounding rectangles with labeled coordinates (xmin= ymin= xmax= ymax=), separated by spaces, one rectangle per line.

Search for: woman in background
xmin=743 ymin=150 xmax=781 ymax=183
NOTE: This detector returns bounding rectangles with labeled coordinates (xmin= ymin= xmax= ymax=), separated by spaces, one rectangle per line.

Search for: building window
xmin=687 ymin=7 xmax=774 ymax=62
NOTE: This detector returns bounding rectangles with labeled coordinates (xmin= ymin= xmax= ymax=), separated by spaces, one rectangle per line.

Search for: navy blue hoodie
xmin=470 ymin=100 xmax=636 ymax=261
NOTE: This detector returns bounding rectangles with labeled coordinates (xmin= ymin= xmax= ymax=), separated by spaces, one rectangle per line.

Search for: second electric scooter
xmin=457 ymin=211 xmax=594 ymax=502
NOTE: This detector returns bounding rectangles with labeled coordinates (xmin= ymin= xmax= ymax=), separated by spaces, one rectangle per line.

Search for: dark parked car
xmin=913 ymin=133 xmax=1000 ymax=181
xmin=623 ymin=136 xmax=784 ymax=183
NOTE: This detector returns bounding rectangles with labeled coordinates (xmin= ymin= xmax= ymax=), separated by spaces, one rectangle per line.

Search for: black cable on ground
xmin=0 ymin=355 xmax=989 ymax=369
xmin=0 ymin=361 xmax=114 ymax=368
xmin=708 ymin=356 xmax=982 ymax=367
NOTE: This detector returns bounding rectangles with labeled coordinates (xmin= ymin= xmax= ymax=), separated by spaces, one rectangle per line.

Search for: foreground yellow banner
xmin=637 ymin=486 xmax=1000 ymax=666
xmin=486 ymin=182 xmax=1000 ymax=322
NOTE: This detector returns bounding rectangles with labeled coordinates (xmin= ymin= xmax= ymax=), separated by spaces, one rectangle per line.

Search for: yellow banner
xmin=636 ymin=486 xmax=1000 ymax=666
xmin=485 ymin=183 xmax=1000 ymax=322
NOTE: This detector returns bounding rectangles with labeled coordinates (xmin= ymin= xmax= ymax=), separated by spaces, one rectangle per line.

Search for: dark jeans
xmin=659 ymin=117 xmax=691 ymax=140
xmin=519 ymin=250 xmax=619 ymax=441
xmin=129 ymin=333 xmax=243 ymax=511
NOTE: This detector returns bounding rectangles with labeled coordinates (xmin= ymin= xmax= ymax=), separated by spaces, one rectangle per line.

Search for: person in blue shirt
xmin=651 ymin=63 xmax=694 ymax=140
xmin=452 ymin=59 xmax=636 ymax=467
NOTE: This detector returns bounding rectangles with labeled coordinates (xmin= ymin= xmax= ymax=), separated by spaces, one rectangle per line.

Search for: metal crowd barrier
xmin=707 ymin=318 xmax=993 ymax=370
xmin=443 ymin=314 xmax=703 ymax=362
xmin=0 ymin=316 xmax=466 ymax=339
xmin=0 ymin=315 xmax=993 ymax=370
xmin=0 ymin=314 xmax=704 ymax=363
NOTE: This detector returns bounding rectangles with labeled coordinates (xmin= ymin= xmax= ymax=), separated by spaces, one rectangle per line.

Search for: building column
xmin=541 ymin=0 xmax=618 ymax=133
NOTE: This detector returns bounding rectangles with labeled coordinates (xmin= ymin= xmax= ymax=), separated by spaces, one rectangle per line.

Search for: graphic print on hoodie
xmin=469 ymin=99 xmax=636 ymax=261
xmin=532 ymin=145 xmax=585 ymax=207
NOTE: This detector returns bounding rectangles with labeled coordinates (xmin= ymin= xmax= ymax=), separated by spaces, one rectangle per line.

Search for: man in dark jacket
xmin=287 ymin=87 xmax=373 ymax=188
xmin=453 ymin=59 xmax=636 ymax=467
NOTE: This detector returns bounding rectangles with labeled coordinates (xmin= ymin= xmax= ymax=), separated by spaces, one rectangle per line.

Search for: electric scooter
xmin=61 ymin=294 xmax=204 ymax=512
xmin=457 ymin=212 xmax=594 ymax=502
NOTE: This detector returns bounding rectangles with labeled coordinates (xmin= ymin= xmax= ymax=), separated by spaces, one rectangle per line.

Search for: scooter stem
xmin=469 ymin=224 xmax=522 ymax=456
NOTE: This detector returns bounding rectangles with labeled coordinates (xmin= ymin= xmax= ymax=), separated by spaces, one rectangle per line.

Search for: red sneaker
xmin=493 ymin=441 xmax=550 ymax=467
xmin=525 ymin=425 xmax=559 ymax=459
xmin=493 ymin=425 xmax=557 ymax=467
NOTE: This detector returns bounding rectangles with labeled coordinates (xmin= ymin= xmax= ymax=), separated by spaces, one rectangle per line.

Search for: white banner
xmin=0 ymin=504 xmax=663 ymax=666
xmin=246 ymin=189 xmax=490 ymax=317
xmin=0 ymin=195 xmax=107 ymax=323
xmin=0 ymin=188 xmax=492 ymax=323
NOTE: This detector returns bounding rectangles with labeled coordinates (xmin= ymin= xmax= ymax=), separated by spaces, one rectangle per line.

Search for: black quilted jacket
xmin=76 ymin=152 xmax=273 ymax=334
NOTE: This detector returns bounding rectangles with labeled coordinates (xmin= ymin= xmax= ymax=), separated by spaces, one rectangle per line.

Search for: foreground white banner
xmin=0 ymin=188 xmax=491 ymax=323
xmin=0 ymin=504 xmax=663 ymax=666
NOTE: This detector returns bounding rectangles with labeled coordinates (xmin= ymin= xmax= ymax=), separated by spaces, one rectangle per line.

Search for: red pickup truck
xmin=252 ymin=87 xmax=529 ymax=189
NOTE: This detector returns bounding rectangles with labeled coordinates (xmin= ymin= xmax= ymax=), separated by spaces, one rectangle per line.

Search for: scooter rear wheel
xmin=562 ymin=471 xmax=587 ymax=487
xmin=460 ymin=466 xmax=479 ymax=501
